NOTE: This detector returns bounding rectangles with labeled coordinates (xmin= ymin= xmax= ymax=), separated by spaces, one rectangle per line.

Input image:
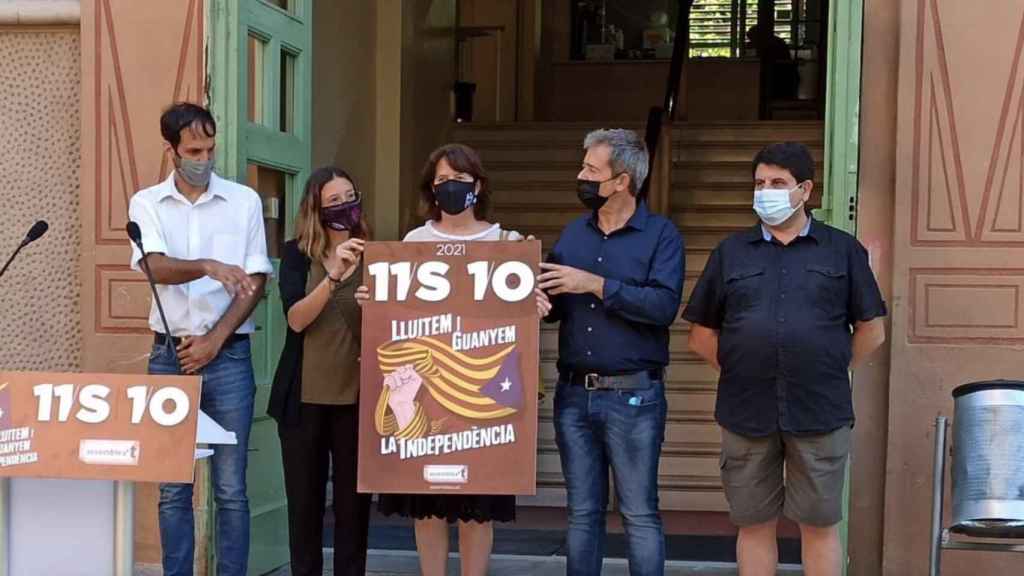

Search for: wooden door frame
xmin=207 ymin=0 xmax=313 ymax=573
xmin=820 ymin=0 xmax=863 ymax=236
xmin=819 ymin=0 xmax=864 ymax=573
xmin=455 ymin=0 xmax=540 ymax=122
xmin=516 ymin=0 xmax=541 ymax=121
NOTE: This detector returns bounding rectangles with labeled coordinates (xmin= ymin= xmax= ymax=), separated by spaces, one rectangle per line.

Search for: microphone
xmin=126 ymin=220 xmax=144 ymax=246
xmin=25 ymin=220 xmax=48 ymax=244
xmin=0 ymin=220 xmax=49 ymax=281
xmin=127 ymin=221 xmax=179 ymax=367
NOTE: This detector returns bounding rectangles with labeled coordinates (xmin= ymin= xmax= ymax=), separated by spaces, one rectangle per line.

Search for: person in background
xmin=747 ymin=23 xmax=800 ymax=100
xmin=268 ymin=166 xmax=372 ymax=576
xmin=683 ymin=142 xmax=886 ymax=576
xmin=357 ymin=143 xmax=551 ymax=576
xmin=128 ymin=102 xmax=273 ymax=576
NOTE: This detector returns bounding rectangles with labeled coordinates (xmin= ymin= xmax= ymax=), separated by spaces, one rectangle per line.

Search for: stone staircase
xmin=451 ymin=121 xmax=825 ymax=512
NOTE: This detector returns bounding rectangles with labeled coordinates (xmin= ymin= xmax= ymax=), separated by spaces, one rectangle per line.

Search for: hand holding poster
xmin=357 ymin=240 xmax=540 ymax=495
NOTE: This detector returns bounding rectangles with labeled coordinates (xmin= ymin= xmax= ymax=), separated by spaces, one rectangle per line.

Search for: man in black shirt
xmin=683 ymin=142 xmax=886 ymax=576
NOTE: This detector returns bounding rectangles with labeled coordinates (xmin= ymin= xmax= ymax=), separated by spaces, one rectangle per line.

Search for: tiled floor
xmin=262 ymin=550 xmax=804 ymax=575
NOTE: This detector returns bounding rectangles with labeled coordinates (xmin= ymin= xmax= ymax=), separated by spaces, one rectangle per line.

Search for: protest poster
xmin=357 ymin=240 xmax=540 ymax=495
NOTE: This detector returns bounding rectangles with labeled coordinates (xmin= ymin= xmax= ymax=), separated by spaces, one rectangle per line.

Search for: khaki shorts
xmin=719 ymin=425 xmax=851 ymax=527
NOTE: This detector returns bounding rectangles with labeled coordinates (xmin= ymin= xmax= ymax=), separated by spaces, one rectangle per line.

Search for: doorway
xmin=207 ymin=0 xmax=867 ymax=572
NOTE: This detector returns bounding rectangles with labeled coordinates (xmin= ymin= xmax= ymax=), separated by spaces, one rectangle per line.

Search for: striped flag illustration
xmin=377 ymin=336 xmax=519 ymax=421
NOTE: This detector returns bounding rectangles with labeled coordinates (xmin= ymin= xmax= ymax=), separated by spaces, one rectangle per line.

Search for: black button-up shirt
xmin=682 ymin=220 xmax=887 ymax=436
xmin=547 ymin=201 xmax=685 ymax=375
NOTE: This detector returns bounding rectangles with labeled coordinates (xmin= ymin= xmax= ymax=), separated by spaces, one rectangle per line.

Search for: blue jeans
xmin=149 ymin=337 xmax=255 ymax=576
xmin=554 ymin=378 xmax=667 ymax=576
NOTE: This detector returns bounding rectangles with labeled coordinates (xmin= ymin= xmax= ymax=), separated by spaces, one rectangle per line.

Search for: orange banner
xmin=0 ymin=371 xmax=201 ymax=483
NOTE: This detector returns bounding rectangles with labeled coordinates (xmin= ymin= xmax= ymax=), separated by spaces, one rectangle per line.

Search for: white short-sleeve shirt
xmin=402 ymin=221 xmax=524 ymax=242
xmin=128 ymin=172 xmax=274 ymax=336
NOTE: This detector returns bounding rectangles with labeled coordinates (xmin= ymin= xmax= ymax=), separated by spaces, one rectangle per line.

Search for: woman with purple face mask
xmin=268 ymin=166 xmax=373 ymax=576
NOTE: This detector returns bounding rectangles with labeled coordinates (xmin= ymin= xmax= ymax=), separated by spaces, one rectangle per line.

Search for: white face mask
xmin=753 ymin=184 xmax=804 ymax=226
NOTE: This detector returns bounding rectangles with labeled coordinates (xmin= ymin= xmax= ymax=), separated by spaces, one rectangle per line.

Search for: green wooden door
xmin=820 ymin=1 xmax=864 ymax=574
xmin=209 ymin=0 xmax=312 ymax=573
xmin=820 ymin=0 xmax=863 ymax=236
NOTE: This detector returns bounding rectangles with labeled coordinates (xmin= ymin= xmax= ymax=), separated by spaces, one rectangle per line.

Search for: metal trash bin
xmin=951 ymin=379 xmax=1024 ymax=538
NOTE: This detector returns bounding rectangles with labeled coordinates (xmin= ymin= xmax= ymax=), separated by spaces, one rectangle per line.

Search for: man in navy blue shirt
xmin=537 ymin=128 xmax=684 ymax=576
xmin=683 ymin=142 xmax=886 ymax=576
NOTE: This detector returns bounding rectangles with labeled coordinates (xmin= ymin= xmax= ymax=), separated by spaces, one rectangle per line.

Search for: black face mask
xmin=434 ymin=180 xmax=477 ymax=215
xmin=576 ymin=174 xmax=621 ymax=211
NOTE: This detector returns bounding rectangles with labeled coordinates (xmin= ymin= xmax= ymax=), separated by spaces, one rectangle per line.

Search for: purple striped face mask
xmin=321 ymin=200 xmax=362 ymax=232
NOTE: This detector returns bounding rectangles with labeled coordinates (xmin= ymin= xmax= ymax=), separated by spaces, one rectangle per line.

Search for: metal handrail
xmin=642 ymin=0 xmax=693 ymax=205
xmin=664 ymin=0 xmax=693 ymax=120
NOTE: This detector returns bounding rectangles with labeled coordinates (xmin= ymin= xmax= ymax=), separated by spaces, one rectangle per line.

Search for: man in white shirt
xmin=128 ymin=102 xmax=273 ymax=576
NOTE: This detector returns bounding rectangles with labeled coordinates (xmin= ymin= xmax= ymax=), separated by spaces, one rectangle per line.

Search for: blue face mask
xmin=753 ymin=183 xmax=804 ymax=226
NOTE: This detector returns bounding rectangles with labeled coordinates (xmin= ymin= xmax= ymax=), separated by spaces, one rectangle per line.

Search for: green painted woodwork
xmin=208 ymin=0 xmax=312 ymax=573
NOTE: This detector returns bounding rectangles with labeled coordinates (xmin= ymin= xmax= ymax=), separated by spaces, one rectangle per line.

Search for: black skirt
xmin=378 ymin=493 xmax=516 ymax=524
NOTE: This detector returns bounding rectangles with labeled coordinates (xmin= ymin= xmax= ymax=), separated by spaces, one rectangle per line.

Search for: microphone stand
xmin=129 ymin=235 xmax=181 ymax=371
xmin=0 ymin=239 xmax=31 ymax=281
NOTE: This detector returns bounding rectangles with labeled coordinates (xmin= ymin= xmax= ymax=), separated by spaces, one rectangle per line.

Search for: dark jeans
xmin=149 ymin=337 xmax=255 ymax=576
xmin=278 ymin=403 xmax=371 ymax=576
xmin=554 ymin=379 xmax=668 ymax=576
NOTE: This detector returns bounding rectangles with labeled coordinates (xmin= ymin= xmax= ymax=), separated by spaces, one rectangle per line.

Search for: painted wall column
xmin=374 ymin=0 xmax=403 ymax=241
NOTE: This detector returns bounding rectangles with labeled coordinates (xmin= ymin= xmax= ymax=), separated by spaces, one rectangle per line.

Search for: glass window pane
xmin=247 ymin=35 xmax=266 ymax=125
xmin=690 ymin=0 xmax=736 ymax=58
xmin=247 ymin=164 xmax=288 ymax=259
xmin=264 ymin=0 xmax=293 ymax=13
xmin=280 ymin=51 xmax=296 ymax=133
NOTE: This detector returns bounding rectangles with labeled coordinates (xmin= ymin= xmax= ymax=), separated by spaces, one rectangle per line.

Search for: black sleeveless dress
xmin=377 ymin=493 xmax=515 ymax=523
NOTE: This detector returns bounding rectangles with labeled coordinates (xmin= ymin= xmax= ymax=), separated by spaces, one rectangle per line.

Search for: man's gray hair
xmin=583 ymin=128 xmax=649 ymax=195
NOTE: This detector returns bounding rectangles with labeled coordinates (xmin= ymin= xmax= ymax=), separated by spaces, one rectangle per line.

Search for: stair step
xmin=672 ymin=211 xmax=759 ymax=229
xmin=672 ymin=194 xmax=754 ymax=212
xmin=491 ymin=185 xmax=787 ymax=205
xmin=674 ymin=162 xmax=756 ymax=185
xmin=493 ymin=204 xmax=585 ymax=220
xmin=454 ymin=121 xmax=643 ymax=132
xmin=489 ymin=169 xmax=583 ymax=183
xmin=452 ymin=122 xmax=642 ymax=147
xmin=490 ymin=183 xmax=812 ymax=212
xmin=674 ymin=160 xmax=825 ymax=185
xmin=476 ymin=149 xmax=583 ymax=164
xmin=491 ymin=187 xmax=575 ymax=204
xmin=456 ymin=120 xmax=822 ymax=143
xmin=683 ymin=225 xmax=751 ymax=250
xmin=674 ymin=141 xmax=824 ymax=163
xmin=673 ymin=121 xmax=824 ymax=143
xmin=490 ymin=216 xmax=746 ymax=240
xmin=687 ymin=252 xmax=710 ymax=273
xmin=673 ymin=184 xmax=755 ymax=209
xmin=495 ymin=208 xmax=753 ymax=252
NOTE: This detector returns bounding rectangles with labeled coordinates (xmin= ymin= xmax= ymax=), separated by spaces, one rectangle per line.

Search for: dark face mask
xmin=576 ymin=174 xmax=621 ymax=211
xmin=321 ymin=201 xmax=362 ymax=232
xmin=434 ymin=180 xmax=477 ymax=215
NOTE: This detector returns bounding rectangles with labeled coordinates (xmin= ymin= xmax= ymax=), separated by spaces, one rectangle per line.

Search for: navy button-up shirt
xmin=547 ymin=201 xmax=685 ymax=375
xmin=682 ymin=220 xmax=887 ymax=436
